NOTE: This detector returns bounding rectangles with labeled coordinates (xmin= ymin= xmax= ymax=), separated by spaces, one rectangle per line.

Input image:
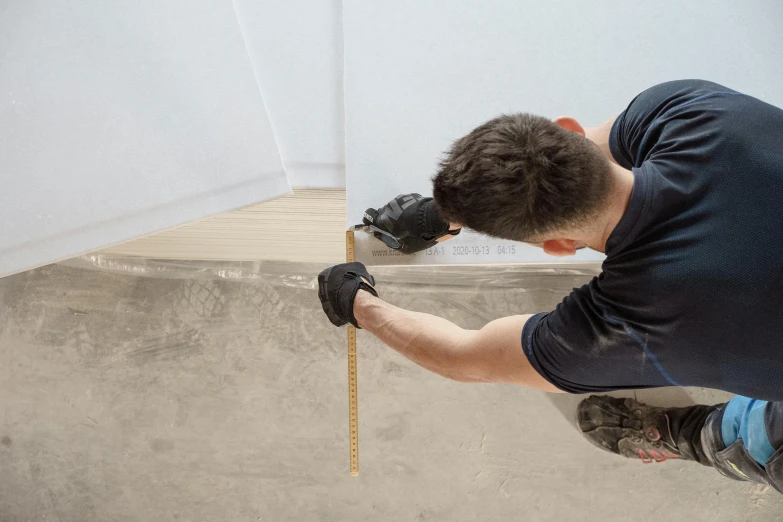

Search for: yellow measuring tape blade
xmin=346 ymin=231 xmax=359 ymax=476
xmin=347 ymin=325 xmax=359 ymax=476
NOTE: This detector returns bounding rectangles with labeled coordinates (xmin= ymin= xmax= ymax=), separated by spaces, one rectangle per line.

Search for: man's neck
xmin=584 ymin=118 xmax=620 ymax=167
xmin=585 ymin=163 xmax=635 ymax=253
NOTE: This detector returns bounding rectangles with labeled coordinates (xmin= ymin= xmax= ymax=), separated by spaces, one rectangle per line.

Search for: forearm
xmin=352 ymin=291 xmax=553 ymax=388
xmin=353 ymin=291 xmax=482 ymax=381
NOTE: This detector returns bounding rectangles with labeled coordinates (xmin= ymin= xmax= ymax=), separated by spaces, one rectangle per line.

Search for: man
xmin=317 ymin=80 xmax=783 ymax=490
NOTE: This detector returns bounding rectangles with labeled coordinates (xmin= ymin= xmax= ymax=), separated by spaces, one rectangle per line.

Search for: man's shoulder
xmin=631 ymin=79 xmax=739 ymax=109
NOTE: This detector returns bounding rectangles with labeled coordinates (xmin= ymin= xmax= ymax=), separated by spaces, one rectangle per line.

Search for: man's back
xmin=523 ymin=80 xmax=783 ymax=400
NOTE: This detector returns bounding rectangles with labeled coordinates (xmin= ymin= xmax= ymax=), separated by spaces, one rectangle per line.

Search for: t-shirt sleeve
xmin=609 ymin=80 xmax=739 ymax=170
xmin=521 ymin=278 xmax=674 ymax=394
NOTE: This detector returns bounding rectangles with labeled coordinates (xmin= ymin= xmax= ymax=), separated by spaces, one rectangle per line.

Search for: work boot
xmin=577 ymin=395 xmax=683 ymax=464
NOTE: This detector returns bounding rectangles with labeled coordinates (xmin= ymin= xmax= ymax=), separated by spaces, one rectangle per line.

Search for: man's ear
xmin=554 ymin=116 xmax=586 ymax=137
xmin=543 ymin=239 xmax=577 ymax=257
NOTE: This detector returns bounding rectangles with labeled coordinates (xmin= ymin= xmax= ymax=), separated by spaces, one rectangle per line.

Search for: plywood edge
xmin=100 ymin=188 xmax=346 ymax=264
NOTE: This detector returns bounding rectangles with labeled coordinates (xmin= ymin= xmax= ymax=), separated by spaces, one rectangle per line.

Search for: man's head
xmin=432 ymin=113 xmax=613 ymax=255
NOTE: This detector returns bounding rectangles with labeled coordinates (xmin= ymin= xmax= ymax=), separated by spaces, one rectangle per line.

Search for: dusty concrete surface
xmin=0 ymin=263 xmax=781 ymax=521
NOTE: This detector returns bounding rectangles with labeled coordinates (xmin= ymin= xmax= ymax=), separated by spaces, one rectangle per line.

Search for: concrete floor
xmin=1 ymin=262 xmax=781 ymax=521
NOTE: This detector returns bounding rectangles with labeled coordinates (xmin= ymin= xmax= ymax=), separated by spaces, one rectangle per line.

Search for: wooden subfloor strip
xmin=100 ymin=188 xmax=346 ymax=264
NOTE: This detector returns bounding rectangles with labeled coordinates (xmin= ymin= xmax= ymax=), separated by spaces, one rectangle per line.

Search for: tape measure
xmin=346 ymin=231 xmax=360 ymax=476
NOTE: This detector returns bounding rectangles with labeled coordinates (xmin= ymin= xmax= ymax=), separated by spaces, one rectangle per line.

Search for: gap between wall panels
xmin=101 ymin=189 xmax=346 ymax=264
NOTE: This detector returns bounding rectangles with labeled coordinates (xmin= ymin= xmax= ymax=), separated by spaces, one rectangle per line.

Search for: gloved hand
xmin=318 ymin=262 xmax=378 ymax=328
xmin=363 ymin=194 xmax=461 ymax=254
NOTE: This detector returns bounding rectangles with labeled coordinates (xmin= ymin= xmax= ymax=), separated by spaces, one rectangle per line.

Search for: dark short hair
xmin=432 ymin=113 xmax=612 ymax=242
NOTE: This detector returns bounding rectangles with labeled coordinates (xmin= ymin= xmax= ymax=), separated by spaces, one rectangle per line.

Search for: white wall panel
xmin=0 ymin=0 xmax=289 ymax=277
xmin=234 ymin=0 xmax=344 ymax=188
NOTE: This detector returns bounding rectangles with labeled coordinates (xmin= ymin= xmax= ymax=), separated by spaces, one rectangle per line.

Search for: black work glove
xmin=318 ymin=262 xmax=378 ymax=328
xmin=362 ymin=194 xmax=461 ymax=254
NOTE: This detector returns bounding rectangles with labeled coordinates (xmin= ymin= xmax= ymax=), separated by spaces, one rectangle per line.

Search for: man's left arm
xmin=318 ymin=262 xmax=638 ymax=394
xmin=352 ymin=291 xmax=561 ymax=391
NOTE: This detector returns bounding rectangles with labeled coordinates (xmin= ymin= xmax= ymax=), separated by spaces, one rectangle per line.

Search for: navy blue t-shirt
xmin=522 ymin=80 xmax=783 ymax=401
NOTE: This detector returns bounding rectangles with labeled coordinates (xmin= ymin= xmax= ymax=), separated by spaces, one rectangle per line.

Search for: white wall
xmin=235 ymin=0 xmax=345 ymax=188
xmin=0 ymin=0 xmax=289 ymax=278
xmin=344 ymin=0 xmax=783 ymax=265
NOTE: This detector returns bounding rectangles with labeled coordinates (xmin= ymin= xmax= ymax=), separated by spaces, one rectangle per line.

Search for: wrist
xmin=353 ymin=289 xmax=377 ymax=329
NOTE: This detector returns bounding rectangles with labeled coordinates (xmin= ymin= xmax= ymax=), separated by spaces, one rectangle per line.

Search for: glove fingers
xmin=371 ymin=229 xmax=401 ymax=250
xmin=342 ymin=262 xmax=372 ymax=282
xmin=343 ymin=262 xmax=377 ymax=293
xmin=364 ymin=207 xmax=399 ymax=246
xmin=317 ymin=267 xmax=348 ymax=327
xmin=317 ymin=267 xmax=330 ymax=303
xmin=365 ymin=194 xmax=440 ymax=253
xmin=317 ymin=263 xmax=378 ymax=328
xmin=362 ymin=208 xmax=379 ymax=226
